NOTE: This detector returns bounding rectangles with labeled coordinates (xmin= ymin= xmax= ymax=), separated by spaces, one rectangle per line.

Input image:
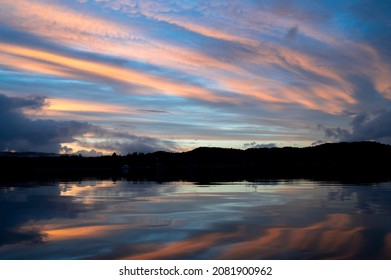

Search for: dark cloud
xmin=321 ymin=109 xmax=391 ymax=144
xmin=78 ymin=136 xmax=177 ymax=155
xmin=0 ymin=94 xmax=46 ymax=111
xmin=75 ymin=149 xmax=104 ymax=157
xmin=243 ymin=142 xmax=257 ymax=148
xmin=243 ymin=142 xmax=276 ymax=149
xmin=0 ymin=94 xmax=179 ymax=154
xmin=116 ymin=138 xmax=177 ymax=154
xmin=0 ymin=94 xmax=101 ymax=153
xmin=285 ymin=25 xmax=299 ymax=40
xmin=139 ymin=109 xmax=169 ymax=114
xmin=322 ymin=125 xmax=351 ymax=141
xmin=60 ymin=145 xmax=104 ymax=157
xmin=59 ymin=145 xmax=73 ymax=154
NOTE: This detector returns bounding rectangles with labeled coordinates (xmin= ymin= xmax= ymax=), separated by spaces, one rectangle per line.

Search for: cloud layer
xmin=1 ymin=0 xmax=391 ymax=152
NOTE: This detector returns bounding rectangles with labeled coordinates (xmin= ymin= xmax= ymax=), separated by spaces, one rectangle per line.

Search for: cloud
xmin=0 ymin=94 xmax=177 ymax=154
xmin=285 ymin=25 xmax=299 ymax=41
xmin=60 ymin=145 xmax=104 ymax=157
xmin=0 ymin=0 xmax=364 ymax=112
xmin=243 ymin=142 xmax=277 ymax=149
xmin=0 ymin=93 xmax=46 ymax=111
xmin=0 ymin=0 xmax=133 ymax=40
xmin=243 ymin=142 xmax=257 ymax=148
xmin=78 ymin=136 xmax=178 ymax=155
xmin=60 ymin=145 xmax=74 ymax=154
xmin=321 ymin=109 xmax=391 ymax=144
xmin=0 ymin=94 xmax=99 ymax=153
xmin=0 ymin=0 xmax=375 ymax=114
xmin=0 ymin=42 xmax=234 ymax=104
xmin=75 ymin=149 xmax=104 ymax=157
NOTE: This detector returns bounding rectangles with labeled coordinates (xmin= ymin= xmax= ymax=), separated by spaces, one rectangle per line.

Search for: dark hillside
xmin=1 ymin=141 xmax=390 ymax=182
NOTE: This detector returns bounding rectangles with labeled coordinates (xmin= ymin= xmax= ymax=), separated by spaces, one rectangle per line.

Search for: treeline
xmin=1 ymin=141 xmax=391 ymax=182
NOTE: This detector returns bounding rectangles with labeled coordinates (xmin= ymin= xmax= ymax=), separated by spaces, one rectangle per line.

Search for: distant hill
xmin=1 ymin=141 xmax=390 ymax=182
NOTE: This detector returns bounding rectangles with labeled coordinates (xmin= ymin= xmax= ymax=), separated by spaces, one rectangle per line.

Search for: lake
xmin=1 ymin=179 xmax=391 ymax=259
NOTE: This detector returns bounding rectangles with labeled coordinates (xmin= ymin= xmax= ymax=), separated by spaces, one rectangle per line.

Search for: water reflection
xmin=0 ymin=180 xmax=391 ymax=259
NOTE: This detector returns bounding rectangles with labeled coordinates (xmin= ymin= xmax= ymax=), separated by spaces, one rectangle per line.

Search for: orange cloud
xmin=47 ymin=98 xmax=135 ymax=115
xmin=0 ymin=52 xmax=75 ymax=79
xmin=0 ymin=0 xmax=135 ymax=40
xmin=355 ymin=44 xmax=391 ymax=99
xmin=181 ymin=38 xmax=358 ymax=114
xmin=0 ymin=43 xmax=232 ymax=103
xmin=0 ymin=0 xmax=241 ymax=76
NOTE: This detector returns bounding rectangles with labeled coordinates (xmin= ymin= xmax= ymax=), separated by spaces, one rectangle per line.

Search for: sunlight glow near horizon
xmin=1 ymin=0 xmax=391 ymax=155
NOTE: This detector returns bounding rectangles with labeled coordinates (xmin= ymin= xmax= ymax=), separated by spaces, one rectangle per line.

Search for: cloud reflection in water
xmin=0 ymin=180 xmax=391 ymax=259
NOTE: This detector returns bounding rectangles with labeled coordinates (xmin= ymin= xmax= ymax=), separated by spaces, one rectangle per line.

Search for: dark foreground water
xmin=1 ymin=179 xmax=391 ymax=259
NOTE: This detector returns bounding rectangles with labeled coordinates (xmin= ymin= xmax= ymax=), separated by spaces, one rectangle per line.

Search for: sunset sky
xmin=1 ymin=0 xmax=391 ymax=155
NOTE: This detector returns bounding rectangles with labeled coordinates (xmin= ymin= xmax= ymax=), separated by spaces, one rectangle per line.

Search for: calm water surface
xmin=1 ymin=179 xmax=391 ymax=259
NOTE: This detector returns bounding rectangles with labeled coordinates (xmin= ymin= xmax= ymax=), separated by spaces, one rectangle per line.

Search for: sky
xmin=0 ymin=0 xmax=391 ymax=155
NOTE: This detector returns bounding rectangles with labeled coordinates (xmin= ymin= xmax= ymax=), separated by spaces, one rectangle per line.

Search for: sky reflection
xmin=0 ymin=180 xmax=391 ymax=259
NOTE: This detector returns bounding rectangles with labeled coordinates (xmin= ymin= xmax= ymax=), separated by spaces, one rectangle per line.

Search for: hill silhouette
xmin=1 ymin=141 xmax=390 ymax=182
